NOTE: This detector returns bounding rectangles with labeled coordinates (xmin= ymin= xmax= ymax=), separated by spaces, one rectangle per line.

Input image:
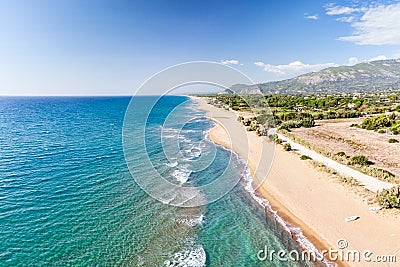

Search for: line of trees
xmin=360 ymin=113 xmax=400 ymax=134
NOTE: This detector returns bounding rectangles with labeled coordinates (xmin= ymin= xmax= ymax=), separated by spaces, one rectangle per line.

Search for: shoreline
xmin=196 ymin=97 xmax=336 ymax=266
xmin=192 ymin=96 xmax=400 ymax=267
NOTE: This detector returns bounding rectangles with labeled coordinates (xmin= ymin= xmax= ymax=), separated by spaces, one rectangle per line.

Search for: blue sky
xmin=1 ymin=0 xmax=400 ymax=95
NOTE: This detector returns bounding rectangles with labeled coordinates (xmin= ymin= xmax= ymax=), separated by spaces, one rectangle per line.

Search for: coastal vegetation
xmin=300 ymin=155 xmax=312 ymax=160
xmin=268 ymin=134 xmax=282 ymax=144
xmin=377 ymin=186 xmax=400 ymax=208
xmin=310 ymin=160 xmax=360 ymax=187
xmin=282 ymin=143 xmax=292 ymax=151
xmin=349 ymin=155 xmax=370 ymax=166
xmin=335 ymin=151 xmax=346 ymax=157
xmin=359 ymin=113 xmax=400 ymax=134
xmin=206 ymin=92 xmax=400 ymax=133
xmin=278 ymin=129 xmax=399 ymax=184
xmin=266 ymin=134 xmax=293 ymax=152
xmin=309 ymin=152 xmax=398 ymax=209
xmin=202 ymin=92 xmax=400 ymax=208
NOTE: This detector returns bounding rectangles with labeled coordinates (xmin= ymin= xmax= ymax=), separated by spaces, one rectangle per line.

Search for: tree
xmin=391 ymin=121 xmax=400 ymax=135
xmin=283 ymin=143 xmax=292 ymax=151
xmin=350 ymin=155 xmax=370 ymax=166
xmin=361 ymin=115 xmax=391 ymax=130
xmin=302 ymin=117 xmax=315 ymax=128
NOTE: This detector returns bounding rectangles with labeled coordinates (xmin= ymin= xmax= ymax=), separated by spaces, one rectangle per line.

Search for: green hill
xmin=231 ymin=59 xmax=400 ymax=94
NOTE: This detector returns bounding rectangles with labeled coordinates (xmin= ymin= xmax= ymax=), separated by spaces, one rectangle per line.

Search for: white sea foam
xmin=180 ymin=129 xmax=197 ymax=133
xmin=166 ymin=161 xmax=178 ymax=168
xmin=163 ymin=127 xmax=179 ymax=133
xmin=163 ymin=126 xmax=197 ymax=135
xmin=190 ymin=148 xmax=201 ymax=158
xmin=238 ymin=156 xmax=335 ymax=266
xmin=202 ymin=125 xmax=334 ymax=266
xmin=175 ymin=214 xmax=204 ymax=227
xmin=179 ymin=136 xmax=192 ymax=143
xmin=161 ymin=195 xmax=177 ymax=205
xmin=184 ymin=146 xmax=201 ymax=160
xmin=191 ymin=117 xmax=208 ymax=123
xmin=192 ymin=214 xmax=204 ymax=226
xmin=96 ymin=155 xmax=110 ymax=159
xmin=163 ymin=244 xmax=206 ymax=267
xmin=172 ymin=167 xmax=192 ymax=184
xmin=162 ymin=127 xmax=179 ymax=140
xmin=290 ymin=226 xmax=337 ymax=266
xmin=163 ymin=134 xmax=177 ymax=139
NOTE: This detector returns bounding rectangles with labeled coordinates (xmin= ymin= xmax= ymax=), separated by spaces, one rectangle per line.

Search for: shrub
xmin=279 ymin=120 xmax=303 ymax=130
xmin=279 ymin=123 xmax=290 ymax=131
xmin=356 ymin=166 xmax=397 ymax=183
xmin=268 ymin=134 xmax=283 ymax=144
xmin=378 ymin=129 xmax=386 ymax=134
xmin=389 ymin=138 xmax=399 ymax=143
xmin=335 ymin=151 xmax=346 ymax=157
xmin=340 ymin=176 xmax=360 ymax=186
xmin=300 ymin=155 xmax=311 ymax=160
xmin=350 ymin=155 xmax=370 ymax=166
xmin=377 ymin=186 xmax=400 ymax=208
xmin=371 ymin=168 xmax=396 ymax=182
xmin=391 ymin=121 xmax=400 ymax=135
xmin=242 ymin=118 xmax=252 ymax=126
xmin=247 ymin=120 xmax=258 ymax=131
xmin=232 ymin=105 xmax=240 ymax=111
xmin=255 ymin=125 xmax=268 ymax=136
xmin=257 ymin=113 xmax=275 ymax=126
xmin=283 ymin=143 xmax=292 ymax=151
xmin=268 ymin=134 xmax=278 ymax=141
xmin=361 ymin=115 xmax=391 ymax=130
xmin=388 ymin=112 xmax=396 ymax=120
xmin=302 ymin=117 xmax=315 ymax=128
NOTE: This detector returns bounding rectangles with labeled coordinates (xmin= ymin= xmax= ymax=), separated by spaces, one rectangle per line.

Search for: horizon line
xmin=0 ymin=94 xmax=200 ymax=97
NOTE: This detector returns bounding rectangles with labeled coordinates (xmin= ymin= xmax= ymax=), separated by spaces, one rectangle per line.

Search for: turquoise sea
xmin=0 ymin=96 xmax=320 ymax=266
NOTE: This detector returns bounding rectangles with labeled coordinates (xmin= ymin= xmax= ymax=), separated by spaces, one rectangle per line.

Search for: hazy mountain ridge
xmin=230 ymin=59 xmax=400 ymax=94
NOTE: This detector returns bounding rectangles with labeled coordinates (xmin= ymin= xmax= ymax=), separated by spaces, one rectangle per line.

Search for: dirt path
xmin=276 ymin=132 xmax=394 ymax=192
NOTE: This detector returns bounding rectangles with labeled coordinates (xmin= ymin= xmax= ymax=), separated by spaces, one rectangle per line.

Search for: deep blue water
xmin=0 ymin=96 xmax=312 ymax=266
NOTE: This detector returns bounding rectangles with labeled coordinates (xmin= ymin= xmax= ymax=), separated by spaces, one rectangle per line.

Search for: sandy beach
xmin=193 ymin=96 xmax=400 ymax=267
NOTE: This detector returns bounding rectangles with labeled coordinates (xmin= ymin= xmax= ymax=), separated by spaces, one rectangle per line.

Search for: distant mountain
xmin=231 ymin=58 xmax=400 ymax=94
xmin=230 ymin=84 xmax=262 ymax=94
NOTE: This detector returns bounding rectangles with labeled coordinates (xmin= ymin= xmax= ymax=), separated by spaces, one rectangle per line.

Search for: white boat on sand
xmin=345 ymin=216 xmax=359 ymax=222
